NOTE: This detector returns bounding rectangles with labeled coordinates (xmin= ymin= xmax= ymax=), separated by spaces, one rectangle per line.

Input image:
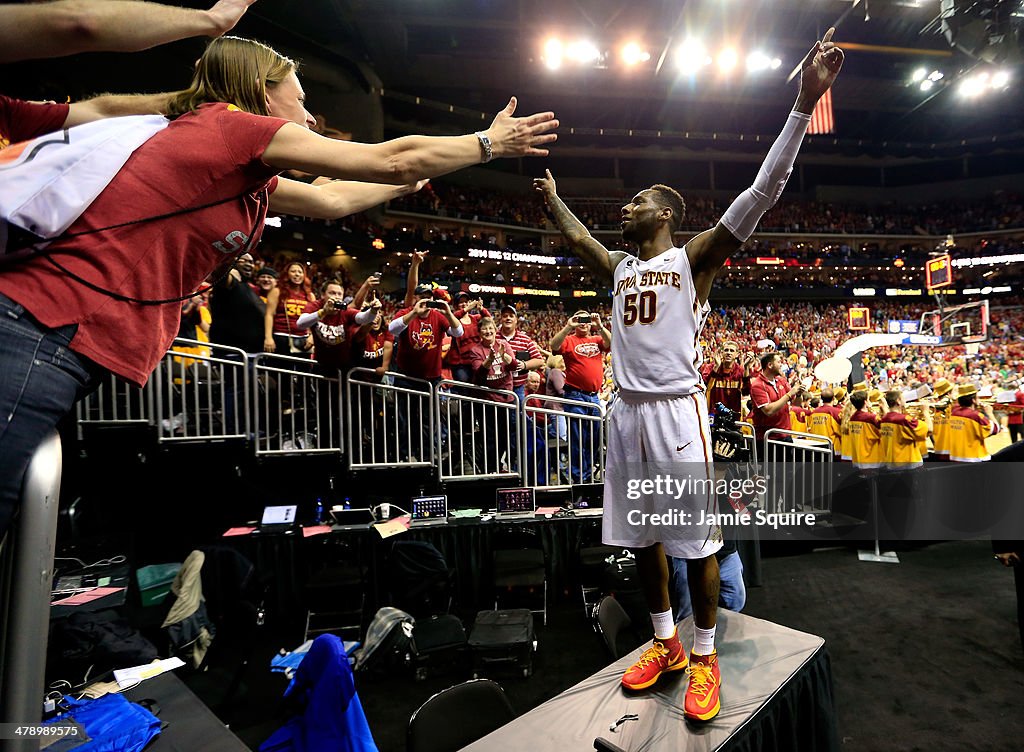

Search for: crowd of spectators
xmin=389 ymin=180 xmax=1024 ymax=236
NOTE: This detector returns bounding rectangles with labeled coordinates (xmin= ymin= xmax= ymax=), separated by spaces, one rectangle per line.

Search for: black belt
xmin=566 ymin=387 xmax=598 ymax=396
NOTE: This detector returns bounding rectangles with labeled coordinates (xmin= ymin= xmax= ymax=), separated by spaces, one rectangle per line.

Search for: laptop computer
xmin=495 ymin=487 xmax=536 ymax=520
xmin=410 ymin=495 xmax=449 ymax=527
xmin=572 ymin=488 xmax=604 ymax=517
xmin=259 ymin=505 xmax=298 ymax=533
xmin=329 ymin=507 xmax=375 ymax=530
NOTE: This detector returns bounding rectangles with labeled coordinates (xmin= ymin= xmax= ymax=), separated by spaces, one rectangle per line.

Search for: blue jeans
xmin=671 ymin=551 xmax=746 ymax=622
xmin=0 ymin=294 xmax=100 ymax=540
xmin=563 ymin=388 xmax=601 ymax=483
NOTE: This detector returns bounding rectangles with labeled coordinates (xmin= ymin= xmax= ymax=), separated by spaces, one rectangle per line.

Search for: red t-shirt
xmin=303 ymin=301 xmax=360 ymax=372
xmin=467 ymin=340 xmax=517 ymax=402
xmin=699 ymin=362 xmax=746 ymax=414
xmin=560 ymin=334 xmax=608 ymax=393
xmin=350 ymin=326 xmax=394 ymax=372
xmin=446 ymin=310 xmax=490 ymax=366
xmin=0 ymin=103 xmax=286 ymax=386
xmin=749 ymin=373 xmax=792 ymax=438
xmin=1009 ymin=391 xmax=1024 ymax=426
xmin=274 ymin=286 xmax=316 ymax=336
xmin=0 ymin=94 xmax=69 ymax=150
xmin=393 ymin=309 xmax=454 ymax=380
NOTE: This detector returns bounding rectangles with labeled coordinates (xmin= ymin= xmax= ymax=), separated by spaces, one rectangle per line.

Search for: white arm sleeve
xmin=720 ymin=110 xmax=811 ymax=242
xmin=295 ymin=312 xmax=320 ymax=330
xmin=389 ymin=317 xmax=408 ymax=335
xmin=354 ymin=308 xmax=375 ymax=326
xmin=448 ymin=323 xmax=465 ymax=338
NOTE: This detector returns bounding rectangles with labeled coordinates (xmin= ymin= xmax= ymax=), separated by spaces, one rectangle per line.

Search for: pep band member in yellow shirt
xmin=808 ymin=387 xmax=843 ymax=456
xmin=847 ymin=390 xmax=882 ymax=469
xmin=948 ymin=383 xmax=999 ymax=462
xmin=790 ymin=390 xmax=810 ymax=433
xmin=928 ymin=378 xmax=954 ymax=459
xmin=879 ymin=391 xmax=931 ymax=469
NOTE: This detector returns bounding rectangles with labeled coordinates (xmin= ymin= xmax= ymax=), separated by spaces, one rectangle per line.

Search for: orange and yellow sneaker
xmin=620 ymin=631 xmax=687 ymax=691
xmin=683 ymin=650 xmax=722 ymax=721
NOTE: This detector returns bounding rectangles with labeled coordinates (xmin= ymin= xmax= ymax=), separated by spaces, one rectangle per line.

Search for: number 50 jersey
xmin=611 ymin=246 xmax=710 ymax=399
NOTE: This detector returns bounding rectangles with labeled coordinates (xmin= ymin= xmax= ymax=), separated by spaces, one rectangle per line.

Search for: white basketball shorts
xmin=602 ymin=392 xmax=724 ymax=559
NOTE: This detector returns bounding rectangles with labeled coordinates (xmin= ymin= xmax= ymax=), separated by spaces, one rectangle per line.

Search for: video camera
xmin=710 ymin=402 xmax=750 ymax=462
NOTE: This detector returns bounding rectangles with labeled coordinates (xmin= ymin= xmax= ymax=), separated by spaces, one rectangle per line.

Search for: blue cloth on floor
xmin=261 ymin=634 xmax=377 ymax=752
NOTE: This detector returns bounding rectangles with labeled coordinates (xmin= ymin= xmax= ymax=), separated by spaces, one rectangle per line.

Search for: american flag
xmin=808 ymin=88 xmax=834 ymax=135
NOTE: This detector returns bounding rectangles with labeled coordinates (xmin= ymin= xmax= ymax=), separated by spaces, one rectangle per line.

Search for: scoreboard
xmin=926 ymin=254 xmax=953 ymax=290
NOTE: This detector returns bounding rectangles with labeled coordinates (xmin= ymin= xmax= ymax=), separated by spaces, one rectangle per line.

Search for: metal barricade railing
xmin=346 ymin=368 xmax=435 ymax=469
xmin=762 ymin=428 xmax=834 ymax=516
xmin=152 ymin=339 xmax=250 ymax=443
xmin=523 ymin=393 xmax=606 ymax=489
xmin=75 ymin=371 xmax=153 ymax=440
xmin=435 ymin=380 xmax=521 ymax=482
xmin=252 ymin=352 xmax=342 ymax=456
xmin=735 ymin=421 xmax=758 ymax=466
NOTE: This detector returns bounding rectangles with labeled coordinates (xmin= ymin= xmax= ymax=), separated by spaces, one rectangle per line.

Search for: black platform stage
xmin=124 ymin=673 xmax=248 ymax=751
xmin=462 ymin=610 xmax=838 ymax=752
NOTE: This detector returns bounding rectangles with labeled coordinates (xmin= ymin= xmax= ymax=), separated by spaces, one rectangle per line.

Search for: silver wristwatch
xmin=475 ymin=131 xmax=493 ymax=163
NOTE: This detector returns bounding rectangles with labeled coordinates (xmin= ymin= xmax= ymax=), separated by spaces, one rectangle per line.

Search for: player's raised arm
xmin=534 ymin=169 xmax=628 ymax=284
xmin=687 ymin=28 xmax=844 ymax=303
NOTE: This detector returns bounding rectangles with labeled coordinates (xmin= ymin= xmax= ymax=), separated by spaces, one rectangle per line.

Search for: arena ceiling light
xmin=717 ymin=47 xmax=739 ymax=72
xmin=676 ymin=38 xmax=712 ymax=73
xmin=566 ymin=39 xmax=601 ymax=65
xmin=621 ymin=42 xmax=651 ymax=66
xmin=746 ymin=51 xmax=772 ymax=72
xmin=542 ymin=38 xmax=562 ymax=70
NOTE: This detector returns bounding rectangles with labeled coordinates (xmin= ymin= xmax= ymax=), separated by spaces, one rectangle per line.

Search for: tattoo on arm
xmin=545 ymin=192 xmax=619 ymax=282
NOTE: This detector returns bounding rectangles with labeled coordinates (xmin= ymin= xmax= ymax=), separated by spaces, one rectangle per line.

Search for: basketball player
xmin=535 ymin=30 xmax=843 ymax=723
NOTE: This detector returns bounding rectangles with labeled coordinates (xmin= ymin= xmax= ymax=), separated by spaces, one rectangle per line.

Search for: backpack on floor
xmin=353 ymin=607 xmax=414 ymax=673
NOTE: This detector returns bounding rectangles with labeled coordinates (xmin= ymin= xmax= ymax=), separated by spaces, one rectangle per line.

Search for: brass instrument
xmin=980 ymin=399 xmax=1024 ymax=413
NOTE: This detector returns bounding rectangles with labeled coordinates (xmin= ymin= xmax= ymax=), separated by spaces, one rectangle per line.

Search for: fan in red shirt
xmin=549 ymin=311 xmax=610 ymax=483
xmin=467 ymin=318 xmax=518 ymax=402
xmin=447 ymin=291 xmax=492 ymax=385
xmin=295 ymin=279 xmax=376 ymax=375
xmin=1009 ymin=383 xmax=1024 ymax=444
xmin=699 ymin=341 xmax=753 ymax=415
xmin=349 ymin=311 xmax=395 ymax=378
xmin=0 ymin=34 xmax=559 ymax=539
xmin=264 ymin=262 xmax=316 ymax=356
xmin=389 ymin=293 xmax=465 ymax=383
xmin=749 ymin=352 xmax=804 ymax=441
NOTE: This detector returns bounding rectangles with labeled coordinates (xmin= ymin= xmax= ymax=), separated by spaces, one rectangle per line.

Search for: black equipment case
xmin=468 ymin=609 xmax=535 ymax=678
xmin=410 ymin=614 xmax=467 ymax=680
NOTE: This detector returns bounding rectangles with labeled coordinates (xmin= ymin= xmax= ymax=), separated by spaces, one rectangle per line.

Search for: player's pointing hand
xmin=799 ymin=27 xmax=844 ymax=101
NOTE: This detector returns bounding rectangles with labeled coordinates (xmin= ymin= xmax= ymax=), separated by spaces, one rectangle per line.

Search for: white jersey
xmin=610 ymin=245 xmax=710 ymax=398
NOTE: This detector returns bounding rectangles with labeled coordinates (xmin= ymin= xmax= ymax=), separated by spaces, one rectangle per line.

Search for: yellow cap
xmin=957 ymin=383 xmax=979 ymax=398
xmin=932 ymin=378 xmax=953 ymax=398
